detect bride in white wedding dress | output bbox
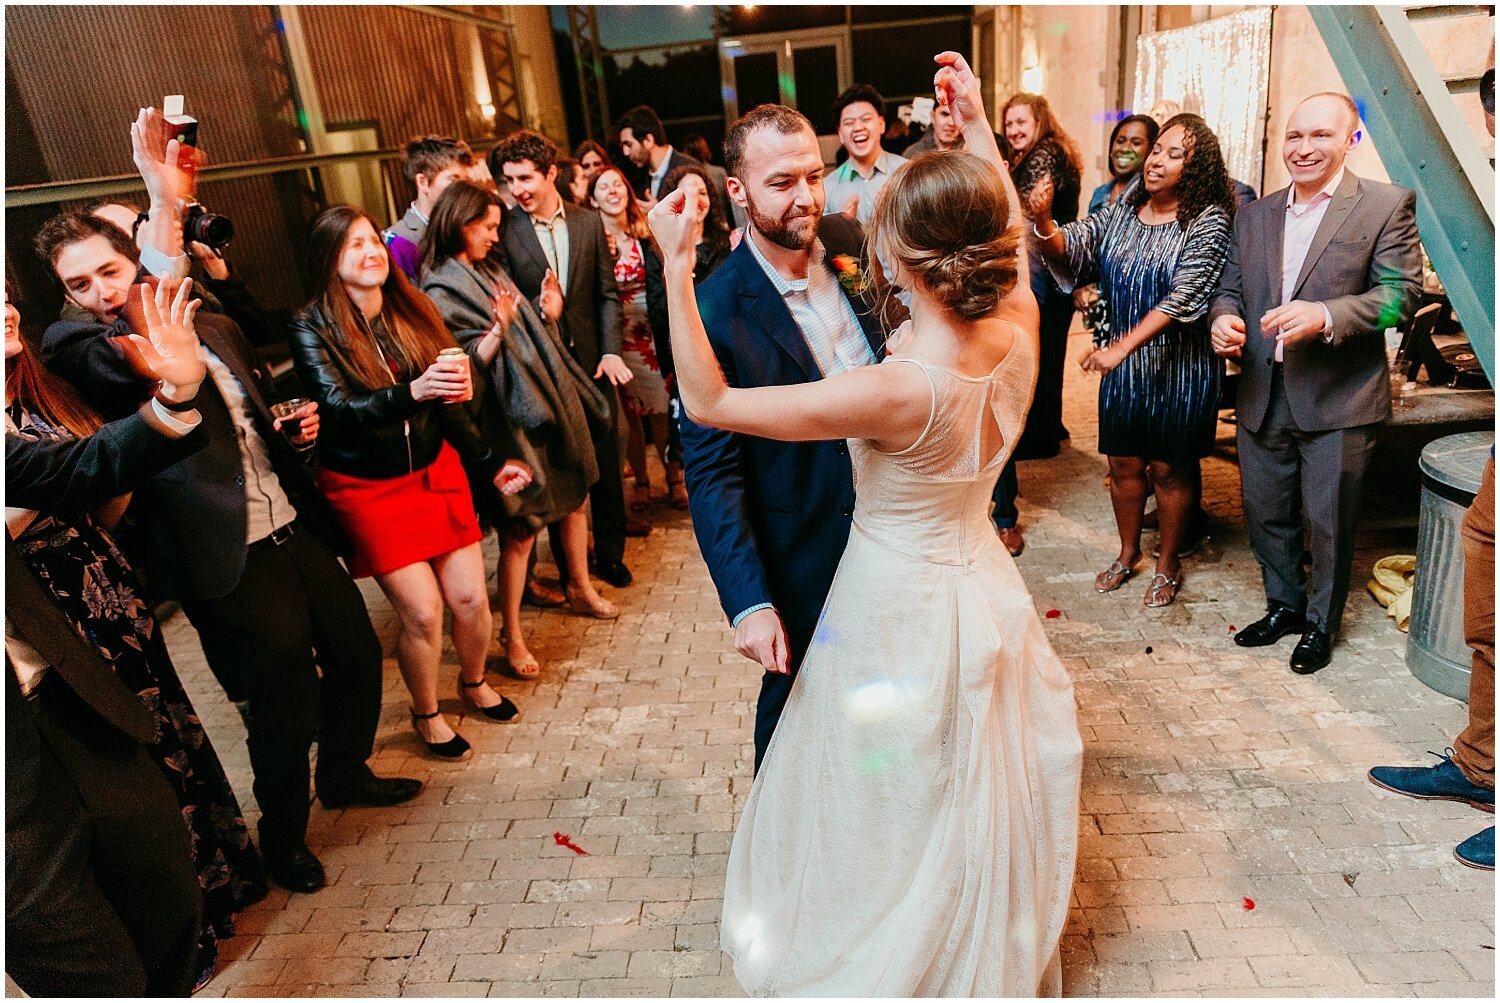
[648,52,1082,998]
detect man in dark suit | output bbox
[616,104,707,210]
[7,351,207,996]
[679,104,905,772]
[36,200,420,894]
[1210,92,1421,673]
[491,129,636,588]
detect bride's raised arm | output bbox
[934,51,1038,333]
[646,190,930,448]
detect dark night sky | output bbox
[549,4,717,51]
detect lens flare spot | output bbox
[737,914,763,947]
[860,749,894,775]
[846,679,898,723]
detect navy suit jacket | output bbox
[679,214,900,665]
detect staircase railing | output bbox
[1309,5,1495,382]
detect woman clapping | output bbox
[419,180,617,679]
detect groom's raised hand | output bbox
[736,607,790,676]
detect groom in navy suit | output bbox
[680,104,905,772]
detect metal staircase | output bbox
[1309,5,1495,382]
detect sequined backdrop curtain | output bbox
[1133,7,1274,191]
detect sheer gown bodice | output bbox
[720,325,1084,997]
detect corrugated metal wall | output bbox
[5,5,302,179]
[5,5,520,320]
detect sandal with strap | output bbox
[669,477,689,510]
[495,635,541,681]
[1095,559,1136,593]
[1143,572,1180,608]
[567,585,619,620]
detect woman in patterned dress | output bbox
[589,165,685,513]
[1027,113,1234,607]
[4,283,266,990]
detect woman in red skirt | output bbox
[289,207,532,759]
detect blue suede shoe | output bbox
[1455,826,1495,870]
[1368,750,1495,813]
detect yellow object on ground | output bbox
[1368,555,1417,631]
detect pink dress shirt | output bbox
[1276,167,1343,361]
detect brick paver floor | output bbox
[180,330,1494,997]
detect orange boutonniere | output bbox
[830,253,869,295]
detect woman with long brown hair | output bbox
[589,165,684,512]
[288,207,533,759]
[6,277,267,989]
[992,92,1085,557]
[419,180,617,679]
[573,139,610,178]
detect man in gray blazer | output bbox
[1211,92,1422,674]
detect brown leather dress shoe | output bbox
[997,526,1025,556]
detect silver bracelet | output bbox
[1032,220,1059,240]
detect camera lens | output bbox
[184,206,234,249]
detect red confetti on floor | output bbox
[553,832,589,855]
[1229,625,1236,632]
[1242,896,1255,910]
[1045,609,1061,619]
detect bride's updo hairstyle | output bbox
[871,150,1021,321]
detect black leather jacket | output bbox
[287,301,502,480]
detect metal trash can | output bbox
[1406,430,1495,701]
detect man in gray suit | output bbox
[1211,92,1422,674]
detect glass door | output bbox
[720,28,851,156]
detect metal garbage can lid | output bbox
[1419,430,1495,503]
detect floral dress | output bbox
[6,405,267,986]
[613,236,669,416]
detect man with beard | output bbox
[678,104,905,771]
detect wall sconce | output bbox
[1021,65,1043,93]
[480,102,496,120]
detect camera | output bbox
[183,202,233,249]
[162,95,233,250]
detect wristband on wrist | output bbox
[153,383,199,412]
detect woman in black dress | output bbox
[5,280,266,990]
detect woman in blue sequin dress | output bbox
[1028,113,1234,607]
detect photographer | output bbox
[36,106,423,896]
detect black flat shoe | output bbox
[1233,606,1307,647]
[319,775,424,810]
[264,843,325,894]
[410,710,472,760]
[1290,627,1333,674]
[460,679,522,721]
[592,559,634,588]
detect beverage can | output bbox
[438,348,472,403]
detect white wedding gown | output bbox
[720,334,1083,997]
